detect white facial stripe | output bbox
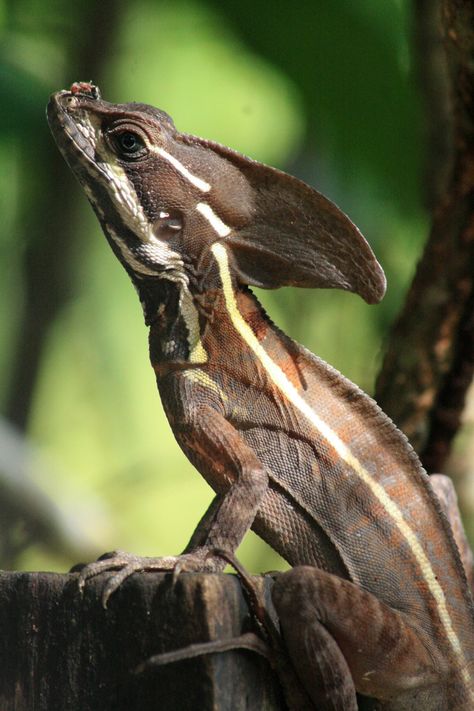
[107,225,182,277]
[107,227,155,276]
[150,146,211,192]
[196,203,231,237]
[72,113,155,245]
[211,241,473,693]
[100,160,155,243]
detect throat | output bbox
[143,279,208,368]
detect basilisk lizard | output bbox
[47,83,474,709]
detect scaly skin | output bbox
[47,84,474,709]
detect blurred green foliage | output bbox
[0,0,432,571]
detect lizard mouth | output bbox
[47,91,103,176]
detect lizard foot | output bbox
[75,548,220,607]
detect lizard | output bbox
[47,82,474,709]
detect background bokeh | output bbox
[2,0,465,573]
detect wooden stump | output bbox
[0,570,284,711]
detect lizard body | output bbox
[47,84,474,709]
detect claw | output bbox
[171,557,188,585]
[101,566,135,608]
[76,550,129,595]
[75,551,179,606]
[170,549,217,585]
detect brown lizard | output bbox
[47,83,474,709]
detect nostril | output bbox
[64,95,78,109]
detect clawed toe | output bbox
[74,548,224,607]
[75,551,179,607]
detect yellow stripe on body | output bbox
[183,369,227,399]
[211,241,473,695]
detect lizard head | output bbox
[47,83,386,306]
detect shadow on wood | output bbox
[0,570,284,711]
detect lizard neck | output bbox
[201,284,305,390]
[145,272,302,389]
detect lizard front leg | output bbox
[272,567,447,711]
[78,404,268,602]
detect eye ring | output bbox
[106,126,149,160]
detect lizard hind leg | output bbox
[272,566,446,710]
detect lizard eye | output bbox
[109,129,148,159]
[116,131,143,153]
